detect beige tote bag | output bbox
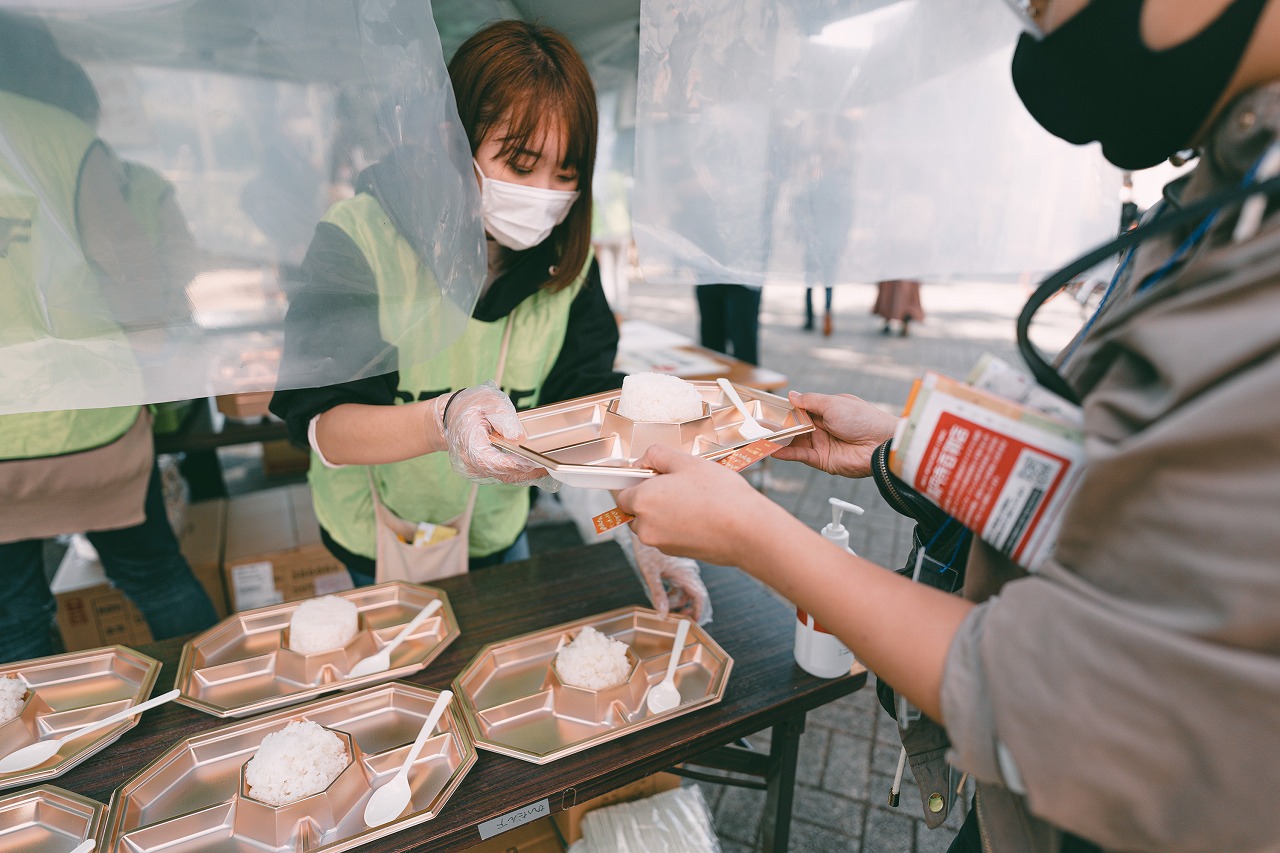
[370,317,513,583]
[0,409,153,544]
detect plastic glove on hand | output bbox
[634,536,712,625]
[437,381,559,490]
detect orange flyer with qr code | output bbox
[890,371,1085,570]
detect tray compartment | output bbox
[275,615,380,686]
[235,726,369,849]
[0,784,103,851]
[546,646,648,726]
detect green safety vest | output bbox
[0,92,139,460]
[309,194,587,558]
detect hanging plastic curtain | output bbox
[0,0,483,416]
[632,0,1120,287]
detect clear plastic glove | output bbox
[614,525,711,624]
[433,381,560,491]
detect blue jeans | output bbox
[0,463,219,663]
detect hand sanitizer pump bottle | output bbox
[793,498,863,678]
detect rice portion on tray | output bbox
[244,720,349,806]
[0,676,26,725]
[617,373,703,423]
[555,626,631,689]
[288,595,359,654]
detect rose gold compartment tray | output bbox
[0,784,103,852]
[0,646,161,791]
[175,582,459,718]
[491,381,812,489]
[455,606,732,764]
[101,683,475,853]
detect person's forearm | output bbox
[729,507,972,722]
[314,401,445,465]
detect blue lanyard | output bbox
[920,518,969,584]
[1061,154,1268,369]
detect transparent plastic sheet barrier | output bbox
[0,0,483,415]
[633,0,1121,287]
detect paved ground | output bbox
[530,277,1082,852]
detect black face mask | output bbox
[1011,0,1268,170]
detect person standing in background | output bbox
[696,283,762,364]
[872,277,925,336]
[796,131,855,337]
[0,11,217,662]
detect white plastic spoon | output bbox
[716,378,772,441]
[645,619,690,715]
[69,840,95,853]
[363,690,453,828]
[347,599,443,680]
[0,689,181,774]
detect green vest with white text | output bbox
[0,92,139,461]
[309,194,587,559]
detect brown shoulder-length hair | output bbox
[449,20,597,292]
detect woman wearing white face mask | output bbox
[268,21,710,621]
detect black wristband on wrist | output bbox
[441,391,461,431]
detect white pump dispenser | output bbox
[820,498,865,554]
[794,497,865,679]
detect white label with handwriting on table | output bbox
[477,798,550,839]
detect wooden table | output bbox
[53,541,865,851]
[615,319,789,392]
[667,344,788,392]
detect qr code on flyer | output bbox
[1015,453,1056,490]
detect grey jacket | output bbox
[913,83,1280,852]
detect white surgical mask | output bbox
[474,160,579,251]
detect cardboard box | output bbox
[52,540,153,651]
[551,772,682,845]
[52,503,231,651]
[465,817,564,853]
[261,439,311,477]
[223,485,352,611]
[215,391,273,421]
[177,499,229,618]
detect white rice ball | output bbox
[0,677,27,725]
[617,373,704,423]
[244,720,349,806]
[555,626,632,689]
[288,595,359,654]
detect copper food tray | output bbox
[174,582,459,718]
[491,381,812,489]
[0,646,161,791]
[0,784,103,852]
[100,683,475,853]
[455,606,733,764]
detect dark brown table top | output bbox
[52,540,865,851]
[672,345,789,392]
[152,398,289,455]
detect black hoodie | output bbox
[270,150,624,446]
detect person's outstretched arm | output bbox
[616,444,971,722]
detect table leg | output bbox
[761,713,805,852]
